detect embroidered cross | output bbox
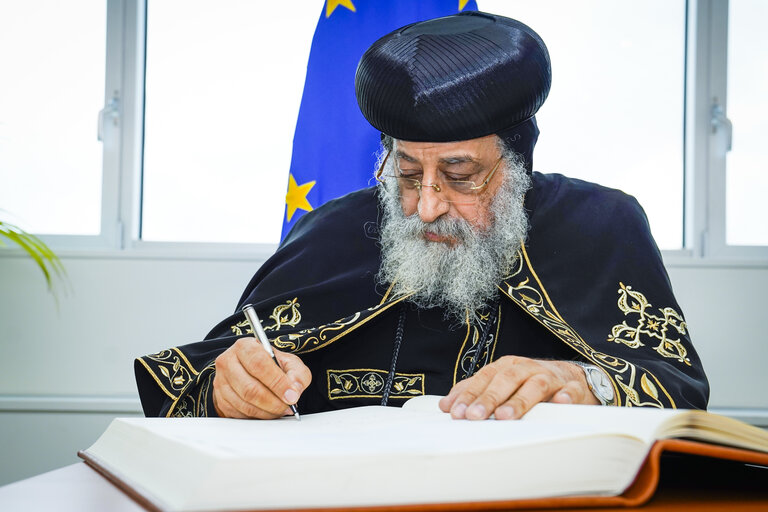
[608,283,691,366]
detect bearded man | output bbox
[135,12,709,420]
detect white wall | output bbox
[0,252,766,485]
[0,252,260,485]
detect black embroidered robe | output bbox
[135,173,709,417]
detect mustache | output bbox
[397,211,479,242]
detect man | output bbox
[135,12,709,420]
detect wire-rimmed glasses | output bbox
[375,150,502,205]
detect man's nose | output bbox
[417,184,450,223]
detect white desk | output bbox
[0,463,143,512]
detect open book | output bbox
[79,396,768,512]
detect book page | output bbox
[400,393,445,412]
[119,403,625,462]
[522,402,683,444]
[403,394,680,445]
[672,411,768,451]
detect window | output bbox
[141,1,318,244]
[0,1,106,236]
[2,0,764,262]
[725,0,768,246]
[482,0,686,250]
[691,0,768,259]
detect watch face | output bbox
[591,369,615,401]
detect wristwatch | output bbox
[571,361,617,406]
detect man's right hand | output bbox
[212,337,312,419]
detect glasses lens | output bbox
[381,175,479,204]
[396,177,420,190]
[380,176,419,200]
[439,180,476,204]
[444,180,476,195]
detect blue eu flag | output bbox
[281,0,478,240]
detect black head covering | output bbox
[355,11,551,172]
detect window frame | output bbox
[15,0,767,266]
[682,0,768,262]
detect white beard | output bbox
[376,149,531,323]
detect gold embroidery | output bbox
[272,294,411,354]
[327,369,424,399]
[489,309,501,364]
[197,374,211,416]
[169,397,193,418]
[167,363,215,418]
[499,244,676,409]
[140,348,200,401]
[608,283,691,366]
[453,305,502,383]
[265,298,301,331]
[231,298,303,335]
[173,347,199,375]
[379,281,397,305]
[136,358,178,401]
[453,317,473,386]
[231,319,250,336]
[641,372,659,400]
[231,293,411,355]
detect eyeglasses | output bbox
[375,150,502,205]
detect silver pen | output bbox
[241,304,301,420]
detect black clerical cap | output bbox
[355,11,551,172]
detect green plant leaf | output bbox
[0,219,68,302]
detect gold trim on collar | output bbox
[453,305,501,385]
[379,281,397,305]
[452,315,473,386]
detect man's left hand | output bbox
[438,356,599,420]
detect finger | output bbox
[217,369,289,419]
[496,373,558,420]
[213,371,283,419]
[551,380,597,405]
[465,365,531,420]
[216,340,292,416]
[447,366,503,420]
[212,375,239,418]
[438,395,454,413]
[236,339,300,406]
[439,379,471,413]
[213,351,251,418]
[213,394,246,419]
[212,378,231,417]
[274,350,312,400]
[231,358,292,416]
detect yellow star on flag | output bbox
[459,0,471,10]
[285,173,316,222]
[326,0,356,18]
